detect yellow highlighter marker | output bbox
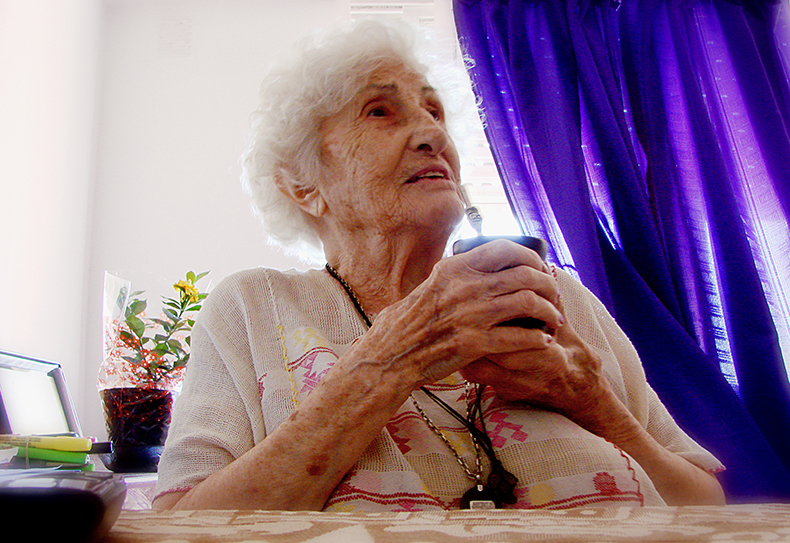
[0,434,93,452]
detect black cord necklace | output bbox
[324,263,518,508]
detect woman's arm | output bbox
[592,394,726,506]
[155,343,414,511]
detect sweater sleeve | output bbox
[154,272,264,500]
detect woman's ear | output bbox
[274,171,327,218]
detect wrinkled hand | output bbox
[460,291,619,436]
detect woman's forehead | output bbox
[358,62,435,97]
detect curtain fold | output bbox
[454,0,790,500]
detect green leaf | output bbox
[187,271,196,283]
[195,271,210,282]
[130,290,145,297]
[162,308,178,321]
[128,299,147,316]
[187,319,195,327]
[185,304,202,312]
[185,336,191,347]
[126,315,146,338]
[170,322,189,333]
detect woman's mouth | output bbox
[407,167,450,183]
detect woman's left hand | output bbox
[460,293,623,439]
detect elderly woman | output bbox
[153,20,724,511]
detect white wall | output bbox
[82,0,358,438]
[0,0,466,440]
[0,0,101,428]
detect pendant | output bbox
[488,465,518,505]
[460,484,499,510]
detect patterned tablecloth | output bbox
[104,504,790,542]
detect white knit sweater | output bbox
[155,266,723,510]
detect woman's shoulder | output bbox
[553,265,617,331]
[209,266,327,297]
[203,265,363,350]
[196,266,327,318]
[553,265,592,297]
[552,265,600,318]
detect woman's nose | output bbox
[408,112,448,156]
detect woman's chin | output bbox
[415,201,465,233]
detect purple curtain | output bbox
[454,0,790,501]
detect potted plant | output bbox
[98,271,209,472]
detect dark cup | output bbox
[452,235,549,329]
[452,235,547,261]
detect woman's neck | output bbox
[322,227,450,316]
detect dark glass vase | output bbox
[100,387,173,473]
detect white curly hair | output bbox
[240,18,471,262]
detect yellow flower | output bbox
[174,280,200,303]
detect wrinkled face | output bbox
[315,61,465,237]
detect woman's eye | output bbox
[367,107,388,117]
[426,106,443,121]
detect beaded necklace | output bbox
[324,263,517,509]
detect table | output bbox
[103,504,790,542]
